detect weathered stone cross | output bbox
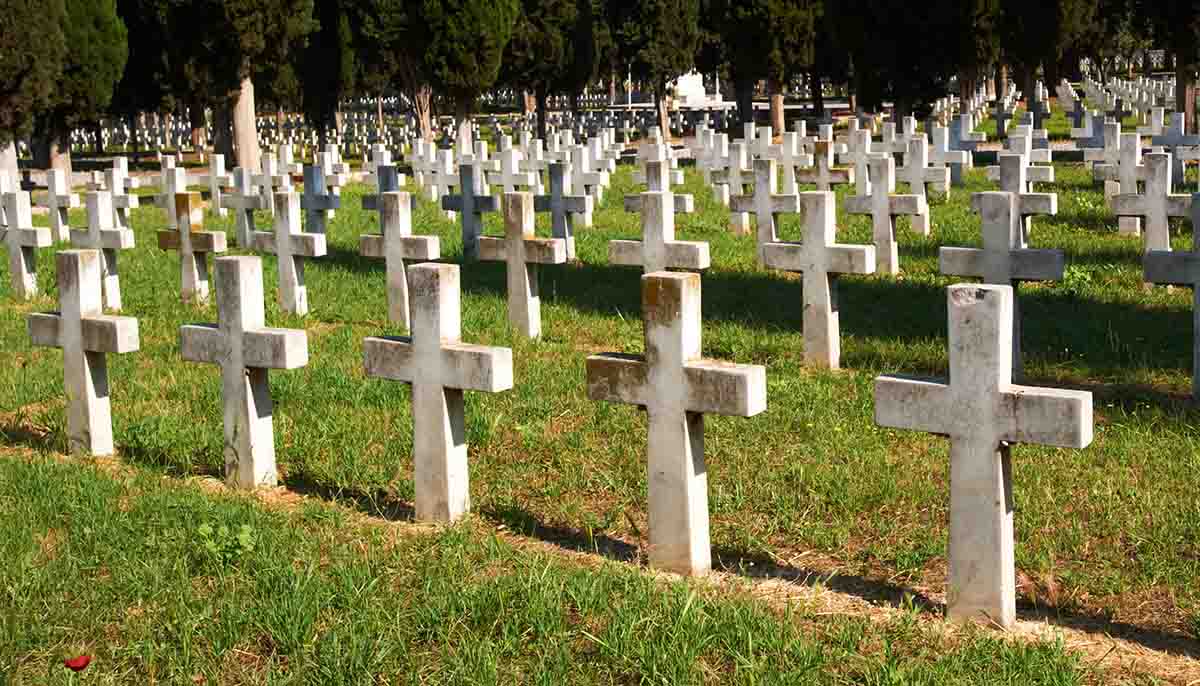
[586,271,767,575]
[362,262,513,521]
[940,191,1061,375]
[250,192,328,315]
[181,256,310,488]
[362,164,402,233]
[157,192,228,303]
[253,154,292,215]
[443,163,499,262]
[1112,152,1189,253]
[897,136,949,234]
[69,191,135,310]
[300,163,341,234]
[767,131,814,195]
[1151,113,1200,188]
[27,250,140,455]
[198,154,233,218]
[104,166,140,231]
[845,156,927,275]
[222,167,268,247]
[1143,196,1200,399]
[612,166,707,273]
[730,159,801,264]
[2,191,52,299]
[795,141,854,192]
[930,124,970,187]
[761,191,875,368]
[44,169,80,242]
[360,191,440,329]
[533,162,592,260]
[875,283,1092,628]
[479,192,567,338]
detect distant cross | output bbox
[586,271,767,575]
[730,159,801,264]
[362,263,513,521]
[930,125,970,187]
[27,250,140,455]
[198,154,233,217]
[712,142,752,234]
[845,129,876,196]
[1085,121,1122,192]
[1112,152,1189,252]
[2,191,52,299]
[180,256,310,488]
[760,191,875,368]
[362,164,402,232]
[1143,195,1200,399]
[534,162,592,260]
[767,132,813,195]
[897,136,949,234]
[845,156,927,275]
[796,141,854,192]
[494,147,538,193]
[360,191,440,329]
[569,145,608,227]
[613,163,706,273]
[479,192,567,338]
[155,163,189,229]
[250,192,327,315]
[993,100,1012,138]
[222,167,268,247]
[104,166,139,231]
[254,154,292,214]
[44,169,80,241]
[443,163,499,262]
[940,191,1061,375]
[157,192,228,303]
[875,283,1092,628]
[1151,113,1200,189]
[69,191,135,310]
[300,163,341,233]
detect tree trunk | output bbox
[735,76,754,127]
[189,103,206,153]
[32,117,72,176]
[655,81,671,139]
[810,69,825,118]
[768,77,785,135]
[1177,65,1196,134]
[232,75,260,172]
[0,140,18,181]
[523,90,536,118]
[994,63,1007,101]
[609,68,617,105]
[213,103,234,161]
[536,84,549,141]
[1018,63,1035,107]
[455,97,473,152]
[414,85,434,142]
[91,121,105,155]
[376,95,384,131]
[1045,60,1059,93]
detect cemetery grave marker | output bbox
[2,191,52,299]
[479,192,567,338]
[845,156,927,275]
[157,192,228,303]
[69,191,135,311]
[251,192,328,316]
[360,192,440,329]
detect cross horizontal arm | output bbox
[1144,251,1200,286]
[158,230,227,252]
[28,313,140,353]
[874,375,952,435]
[443,195,499,213]
[888,195,925,215]
[585,353,648,406]
[624,195,695,214]
[359,235,439,260]
[3,227,52,248]
[938,247,1065,281]
[252,232,327,258]
[998,386,1093,447]
[363,337,514,392]
[683,360,767,417]
[70,228,134,251]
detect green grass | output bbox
[0,452,1104,684]
[2,114,1198,681]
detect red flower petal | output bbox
[63,655,91,672]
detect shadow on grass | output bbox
[285,473,417,522]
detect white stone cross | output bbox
[479,192,567,338]
[27,250,140,455]
[300,163,341,233]
[104,166,139,231]
[155,164,189,229]
[69,191,135,310]
[0,170,11,229]
[1151,113,1200,188]
[711,142,751,234]
[930,125,970,186]
[254,154,292,215]
[730,159,801,264]
[157,192,228,303]
[222,167,268,247]
[181,256,309,488]
[44,169,80,242]
[586,271,767,575]
[443,163,499,262]
[360,191,440,329]
[795,141,854,192]
[761,191,875,368]
[633,140,685,187]
[1143,195,1200,398]
[612,169,707,273]
[2,191,52,299]
[362,262,513,521]
[362,164,402,231]
[534,162,592,260]
[875,283,1092,628]
[198,154,233,218]
[940,191,1061,375]
[569,145,608,227]
[844,156,927,275]
[767,132,813,195]
[1112,152,1189,252]
[897,136,949,234]
[844,129,876,196]
[251,192,327,315]
[493,147,538,193]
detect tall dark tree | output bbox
[33,0,127,174]
[301,0,359,146]
[608,0,702,135]
[999,0,1097,100]
[1140,0,1200,131]
[503,0,598,139]
[0,0,68,176]
[412,0,521,149]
